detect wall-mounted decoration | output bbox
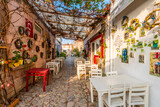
[35,22,42,34]
[14,39,23,49]
[18,26,24,35]
[129,18,140,31]
[121,48,128,63]
[139,55,144,63]
[26,18,33,38]
[40,52,43,58]
[34,33,38,41]
[151,40,159,50]
[36,46,40,52]
[42,42,44,48]
[124,32,129,42]
[130,52,134,58]
[139,27,145,37]
[27,39,33,49]
[143,12,156,30]
[137,41,143,48]
[150,52,160,77]
[131,37,135,44]
[32,55,38,62]
[121,16,129,28]
[22,50,29,59]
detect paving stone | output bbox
[16,57,96,107]
[67,101,75,107]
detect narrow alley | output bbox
[16,57,96,107]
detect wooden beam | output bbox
[47,20,92,27]
[51,29,87,33]
[38,9,96,20]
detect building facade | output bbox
[105,0,160,106]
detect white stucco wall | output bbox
[110,0,160,107]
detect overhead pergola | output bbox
[27,0,109,40]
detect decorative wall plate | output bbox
[32,55,38,62]
[18,26,25,35]
[14,39,23,49]
[36,46,40,52]
[121,16,129,28]
[42,42,44,48]
[27,39,33,48]
[34,33,38,40]
[40,52,43,58]
[22,50,29,59]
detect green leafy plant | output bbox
[141,49,144,52]
[144,43,147,47]
[12,51,22,62]
[58,52,67,59]
[154,35,158,39]
[134,49,137,51]
[130,48,133,51]
[148,44,151,47]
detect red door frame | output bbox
[90,34,104,64]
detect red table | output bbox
[26,68,49,92]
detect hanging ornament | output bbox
[27,39,33,48]
[14,39,23,49]
[36,46,40,52]
[18,26,25,35]
[40,52,43,58]
[34,33,38,41]
[32,55,38,62]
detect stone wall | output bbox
[3,0,55,99]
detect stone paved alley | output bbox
[16,57,97,107]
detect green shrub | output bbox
[58,52,67,59]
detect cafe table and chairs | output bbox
[127,83,149,107]
[77,64,86,80]
[89,74,149,107]
[89,64,98,78]
[46,62,56,75]
[26,68,50,92]
[102,84,126,107]
[51,60,61,75]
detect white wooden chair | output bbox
[106,71,118,77]
[91,69,102,78]
[76,61,83,67]
[46,62,56,75]
[89,64,98,78]
[103,84,126,107]
[127,83,149,107]
[85,61,90,65]
[77,64,86,80]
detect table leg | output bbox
[26,74,29,92]
[90,82,94,103]
[43,75,46,92]
[47,71,49,85]
[98,92,103,107]
[33,73,35,85]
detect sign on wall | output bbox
[26,18,33,38]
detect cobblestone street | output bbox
[16,57,97,107]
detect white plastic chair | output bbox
[127,83,149,107]
[89,64,98,78]
[46,62,56,75]
[103,84,126,107]
[77,64,86,80]
[106,71,118,77]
